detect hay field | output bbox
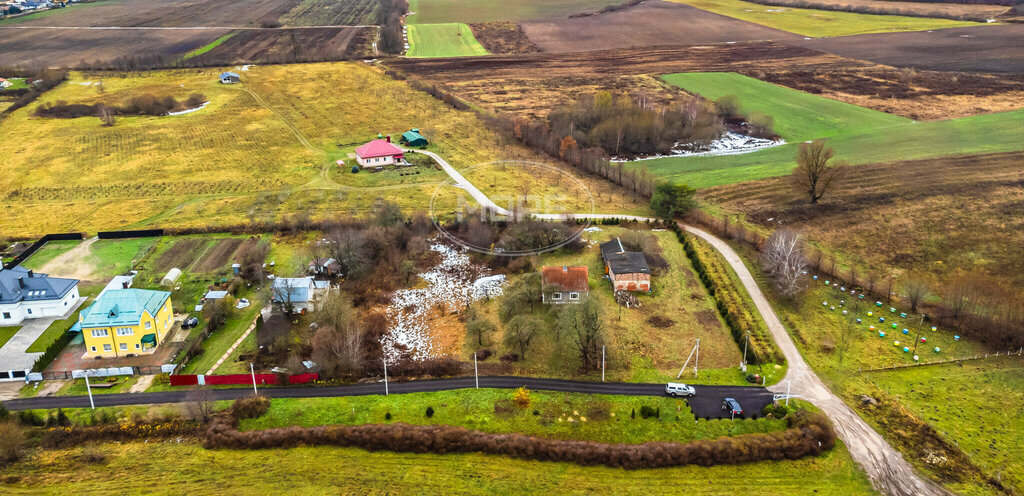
[0,62,644,236]
[667,0,982,36]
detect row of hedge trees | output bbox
[672,224,784,365]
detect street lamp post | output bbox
[250,362,258,397]
[742,331,750,366]
[785,379,792,406]
[84,372,95,410]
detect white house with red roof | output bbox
[355,138,405,168]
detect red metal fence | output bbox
[169,373,318,386]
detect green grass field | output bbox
[0,439,875,494]
[662,73,908,141]
[636,74,1024,188]
[24,300,88,353]
[18,240,81,270]
[0,325,20,349]
[406,23,490,57]
[1,77,29,90]
[180,32,237,60]
[406,0,626,23]
[56,375,140,396]
[866,356,1024,495]
[668,0,981,37]
[242,390,787,443]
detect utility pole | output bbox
[694,338,700,378]
[250,362,258,396]
[602,345,606,382]
[785,379,792,406]
[474,352,479,389]
[383,358,389,396]
[912,314,926,356]
[742,331,750,366]
[84,372,95,410]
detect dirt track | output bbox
[799,24,1024,74]
[522,1,800,52]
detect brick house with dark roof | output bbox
[599,237,651,292]
[541,265,589,304]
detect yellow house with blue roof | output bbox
[78,289,174,358]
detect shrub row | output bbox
[205,410,835,469]
[672,225,783,365]
[31,330,75,373]
[41,420,201,449]
[229,396,271,420]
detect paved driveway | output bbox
[0,297,84,371]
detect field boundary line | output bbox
[860,348,1023,373]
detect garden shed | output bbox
[400,128,428,147]
[161,268,182,286]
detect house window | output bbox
[2,312,10,319]
[135,344,140,349]
[569,292,579,300]
[27,308,32,314]
[552,292,562,300]
[117,327,133,336]
[91,346,96,352]
[92,329,109,338]
[103,344,112,351]
[120,343,128,351]
[145,321,152,330]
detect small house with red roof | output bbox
[541,265,589,304]
[355,137,405,168]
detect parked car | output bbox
[722,397,743,416]
[665,382,696,397]
[181,317,199,330]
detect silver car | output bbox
[665,382,696,397]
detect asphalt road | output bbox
[2,376,771,419]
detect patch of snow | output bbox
[237,64,252,71]
[617,132,784,161]
[166,101,209,116]
[583,226,603,233]
[381,243,506,361]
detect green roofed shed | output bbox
[400,128,428,147]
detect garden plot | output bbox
[381,243,505,361]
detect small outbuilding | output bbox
[161,268,182,286]
[219,72,241,84]
[400,128,428,147]
[541,265,589,304]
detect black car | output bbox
[722,397,743,416]
[181,317,199,330]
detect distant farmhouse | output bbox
[0,78,10,89]
[308,257,340,277]
[0,265,80,325]
[219,72,241,84]
[600,238,651,292]
[355,137,405,168]
[78,288,174,358]
[541,265,589,304]
[399,128,428,147]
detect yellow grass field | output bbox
[0,63,645,236]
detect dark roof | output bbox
[600,237,650,275]
[541,266,589,292]
[0,265,78,304]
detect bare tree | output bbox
[465,318,496,347]
[185,387,214,423]
[903,277,931,313]
[504,315,541,359]
[558,299,604,370]
[791,139,846,204]
[328,227,371,279]
[97,104,115,127]
[760,229,808,297]
[314,293,364,376]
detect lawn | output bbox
[668,0,981,37]
[0,63,641,236]
[635,108,1024,189]
[406,0,626,24]
[406,23,490,57]
[55,375,140,396]
[18,240,80,270]
[181,290,264,375]
[0,439,875,494]
[24,299,88,353]
[241,390,787,443]
[662,72,908,141]
[865,356,1024,495]
[87,238,157,276]
[1,77,29,90]
[0,326,20,349]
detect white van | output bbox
[665,383,696,397]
